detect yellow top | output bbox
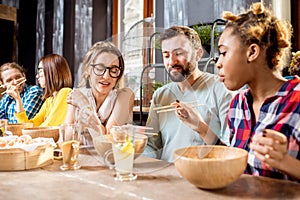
[15,88,71,127]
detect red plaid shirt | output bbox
[228,76,300,181]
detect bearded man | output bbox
[143,26,234,162]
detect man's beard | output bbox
[167,63,196,82]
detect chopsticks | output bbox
[1,77,26,95]
[153,104,176,111]
[135,130,158,136]
[113,125,154,130]
[156,103,204,113]
[131,125,158,136]
[154,100,204,113]
[112,125,157,136]
[153,100,200,111]
[130,125,153,130]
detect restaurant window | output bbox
[113,0,155,107]
[73,0,93,86]
[164,0,188,28]
[35,0,65,68]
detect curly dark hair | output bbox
[222,2,292,70]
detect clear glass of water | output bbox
[106,126,137,181]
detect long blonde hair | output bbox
[78,41,125,88]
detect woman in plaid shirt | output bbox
[176,2,300,181]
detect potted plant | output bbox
[193,24,222,54]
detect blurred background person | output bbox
[0,62,43,123]
[288,50,300,76]
[8,54,73,126]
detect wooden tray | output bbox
[0,144,54,171]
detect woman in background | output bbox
[65,41,134,137]
[9,54,73,126]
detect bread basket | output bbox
[22,127,59,142]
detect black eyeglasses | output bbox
[90,64,122,78]
[36,67,44,77]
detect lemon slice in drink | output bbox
[118,141,134,160]
[121,141,134,153]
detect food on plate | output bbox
[0,138,6,147]
[0,135,50,149]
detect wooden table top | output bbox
[0,148,299,200]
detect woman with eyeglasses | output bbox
[9,54,73,126]
[65,41,134,137]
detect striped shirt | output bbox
[0,84,44,123]
[228,76,300,181]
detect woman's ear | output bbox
[247,43,260,63]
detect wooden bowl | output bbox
[173,145,248,189]
[22,127,59,142]
[93,133,148,161]
[6,123,34,136]
[0,144,54,171]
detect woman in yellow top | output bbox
[9,54,73,126]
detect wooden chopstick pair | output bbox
[156,103,204,113]
[113,124,154,130]
[130,125,154,130]
[153,100,200,111]
[1,77,26,95]
[112,125,157,136]
[154,100,204,113]
[135,130,158,136]
[130,125,158,136]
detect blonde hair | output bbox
[78,41,124,88]
[222,2,292,70]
